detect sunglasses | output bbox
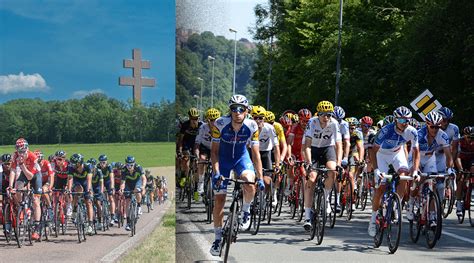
[230,106,246,114]
[253,116,264,120]
[362,124,371,128]
[317,112,332,117]
[100,161,107,165]
[396,118,409,124]
[349,126,357,130]
[126,163,134,168]
[429,125,441,129]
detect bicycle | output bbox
[200,160,214,224]
[275,165,287,217]
[186,155,198,209]
[338,164,358,221]
[115,192,126,228]
[441,173,456,218]
[356,170,374,211]
[52,189,68,236]
[288,160,305,222]
[327,167,341,229]
[409,173,443,248]
[261,168,274,225]
[218,177,255,263]
[39,190,54,241]
[373,173,413,254]
[249,186,264,235]
[456,171,473,226]
[71,191,87,243]
[14,188,34,248]
[100,192,111,231]
[2,190,20,245]
[124,190,139,237]
[144,188,154,213]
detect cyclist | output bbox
[162,176,168,200]
[279,114,293,138]
[113,161,123,224]
[333,106,351,169]
[177,108,203,194]
[155,174,163,203]
[406,111,454,226]
[360,116,377,194]
[88,158,104,231]
[194,108,221,201]
[52,150,72,215]
[455,126,474,214]
[346,117,364,211]
[209,95,264,256]
[263,109,283,203]
[67,153,94,235]
[35,150,55,223]
[119,155,146,231]
[367,106,420,237]
[9,138,43,241]
[145,169,155,209]
[1,154,14,234]
[265,110,287,165]
[303,101,343,231]
[252,106,280,206]
[97,154,116,225]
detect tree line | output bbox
[251,0,473,128]
[0,93,176,145]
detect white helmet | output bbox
[425,111,443,126]
[228,94,249,108]
[393,106,412,118]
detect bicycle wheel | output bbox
[373,208,384,248]
[442,178,454,218]
[297,180,305,222]
[186,170,193,210]
[345,180,353,221]
[328,183,337,229]
[223,200,237,263]
[3,203,12,243]
[251,190,264,235]
[339,181,345,218]
[409,199,421,243]
[206,177,214,224]
[361,186,368,211]
[16,205,28,248]
[312,190,326,245]
[469,184,474,227]
[277,173,287,217]
[54,201,60,237]
[387,193,402,254]
[426,191,442,248]
[458,190,466,224]
[289,179,298,219]
[129,201,137,237]
[76,204,84,243]
[266,180,273,225]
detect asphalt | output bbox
[0,167,174,263]
[176,184,474,263]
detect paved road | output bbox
[0,167,173,263]
[177,185,474,263]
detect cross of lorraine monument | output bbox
[119,48,156,104]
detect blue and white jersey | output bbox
[339,120,350,140]
[374,123,418,153]
[211,116,259,160]
[259,123,278,152]
[417,126,449,155]
[435,123,460,152]
[195,123,212,149]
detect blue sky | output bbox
[0,0,175,104]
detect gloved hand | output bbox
[212,172,222,191]
[412,170,421,182]
[447,167,456,175]
[341,157,348,167]
[303,162,312,171]
[256,178,265,191]
[374,168,382,179]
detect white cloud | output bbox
[0,72,50,94]
[72,89,104,99]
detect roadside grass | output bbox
[120,200,176,263]
[0,142,174,167]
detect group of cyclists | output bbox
[0,138,168,245]
[176,94,473,257]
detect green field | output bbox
[0,142,174,167]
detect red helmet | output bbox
[298,108,312,121]
[15,138,29,152]
[361,116,373,126]
[279,115,292,127]
[33,150,44,162]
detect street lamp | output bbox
[197,77,204,118]
[334,0,344,106]
[229,28,237,95]
[208,55,216,107]
[193,95,199,110]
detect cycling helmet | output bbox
[98,154,107,162]
[265,111,275,123]
[345,117,360,126]
[33,150,44,162]
[87,158,97,166]
[361,116,373,126]
[205,108,221,120]
[125,155,135,164]
[279,115,292,127]
[55,150,66,158]
[376,120,384,129]
[1,153,12,163]
[250,105,266,118]
[291,114,299,123]
[383,115,395,126]
[188,107,199,118]
[228,94,249,108]
[333,106,345,120]
[298,109,312,121]
[463,126,474,136]
[145,169,151,175]
[70,153,84,165]
[15,138,29,152]
[425,111,443,126]
[393,106,412,118]
[316,101,334,113]
[114,162,123,169]
[409,118,421,129]
[48,155,54,162]
[438,106,453,120]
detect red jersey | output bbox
[53,160,69,179]
[39,160,54,183]
[289,123,306,160]
[113,169,122,185]
[459,137,474,162]
[11,151,38,175]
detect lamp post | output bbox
[208,56,215,107]
[229,28,237,95]
[193,94,199,111]
[197,77,204,118]
[334,0,344,106]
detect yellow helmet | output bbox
[205,108,221,120]
[291,113,299,123]
[316,101,334,113]
[251,105,266,118]
[265,111,275,123]
[188,107,199,118]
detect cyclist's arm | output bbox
[8,169,15,188]
[304,137,312,164]
[371,144,380,170]
[110,172,115,190]
[411,146,420,173]
[443,146,454,169]
[336,141,343,166]
[141,174,146,191]
[177,134,184,153]
[87,173,93,192]
[356,140,364,163]
[343,138,350,163]
[250,144,263,180]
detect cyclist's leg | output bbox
[105,178,115,221]
[303,147,321,226]
[211,163,231,247]
[392,149,410,198]
[369,151,391,234]
[30,172,43,239]
[235,153,256,214]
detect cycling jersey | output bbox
[362,128,377,149]
[39,160,54,183]
[11,151,39,175]
[212,116,259,160]
[68,163,93,179]
[349,129,364,153]
[417,126,449,155]
[459,137,474,169]
[97,164,113,179]
[273,122,286,144]
[195,123,212,149]
[179,120,203,150]
[374,123,419,153]
[259,123,278,152]
[304,117,342,148]
[53,160,69,179]
[339,119,350,141]
[289,123,306,159]
[91,168,103,185]
[122,165,144,181]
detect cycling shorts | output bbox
[311,146,337,165]
[124,178,143,198]
[214,151,255,195]
[199,144,211,157]
[73,177,91,200]
[376,148,409,184]
[17,172,42,194]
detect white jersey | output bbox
[195,123,212,149]
[304,117,342,148]
[363,128,377,149]
[259,123,278,152]
[374,123,419,154]
[339,120,350,140]
[436,123,460,151]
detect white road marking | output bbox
[442,230,474,244]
